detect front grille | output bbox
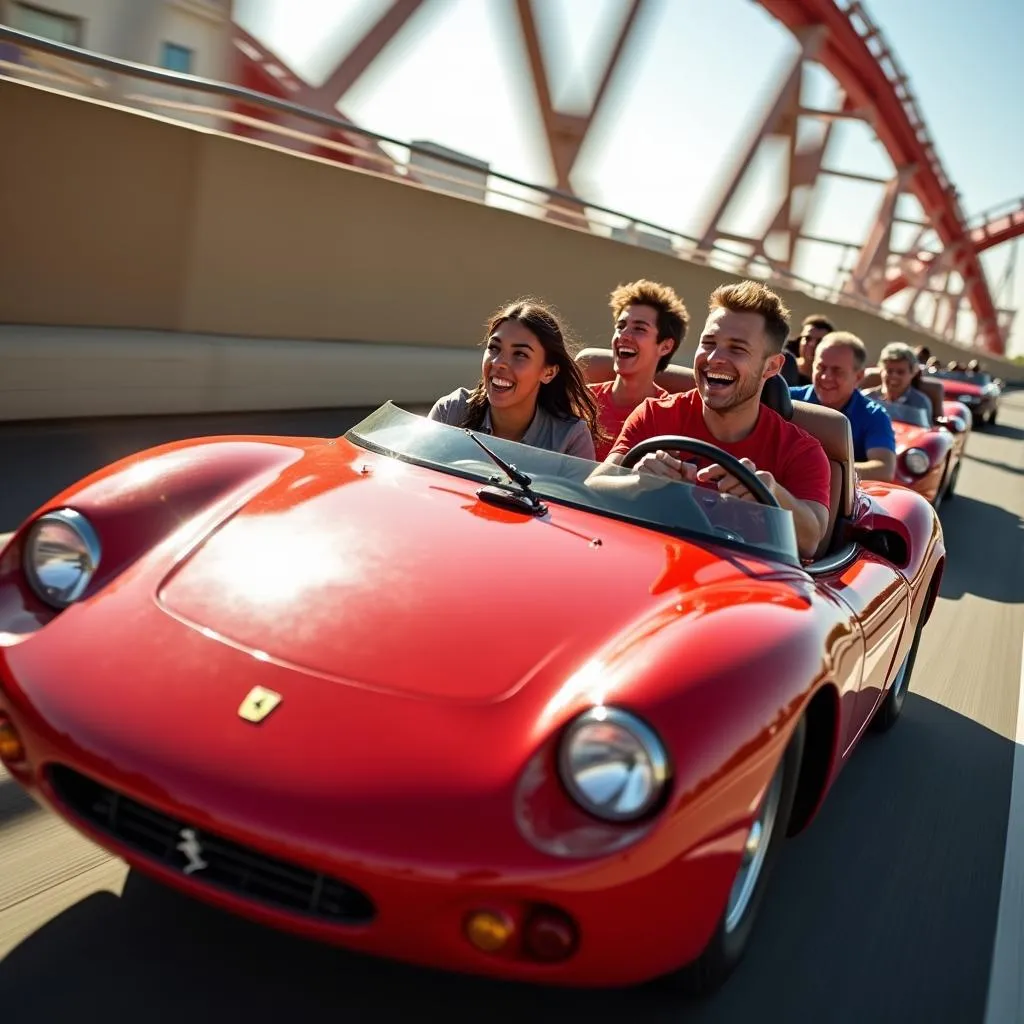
[48,765,376,925]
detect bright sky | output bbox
[234,0,1024,357]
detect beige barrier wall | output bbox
[0,326,478,421]
[1,76,1021,423]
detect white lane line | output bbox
[984,632,1024,1024]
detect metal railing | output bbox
[0,23,994,351]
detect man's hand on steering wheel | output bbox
[619,436,780,508]
[697,458,776,502]
[633,450,698,483]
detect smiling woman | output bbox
[427,299,601,460]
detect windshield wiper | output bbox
[464,429,548,516]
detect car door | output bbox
[816,549,911,754]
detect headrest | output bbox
[780,349,800,386]
[861,367,882,389]
[761,372,794,420]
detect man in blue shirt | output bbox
[790,331,896,482]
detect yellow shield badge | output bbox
[237,686,282,723]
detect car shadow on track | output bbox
[0,775,38,827]
[963,453,1023,477]
[0,695,1011,1024]
[937,494,1024,602]
[977,420,1024,442]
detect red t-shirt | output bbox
[589,380,668,461]
[609,389,832,510]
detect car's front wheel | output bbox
[665,715,806,996]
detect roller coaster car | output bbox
[928,367,1000,427]
[859,368,970,508]
[0,385,944,995]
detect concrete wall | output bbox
[1,75,1020,423]
[0,326,478,421]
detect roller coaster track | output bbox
[883,196,1024,299]
[232,0,1012,352]
[757,0,1007,353]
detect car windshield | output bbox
[935,369,990,386]
[877,401,931,428]
[346,403,801,565]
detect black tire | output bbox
[944,457,960,501]
[871,589,929,732]
[933,456,951,510]
[664,715,806,997]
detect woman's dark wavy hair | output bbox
[461,299,605,444]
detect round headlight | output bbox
[903,448,930,476]
[23,509,101,608]
[559,707,669,822]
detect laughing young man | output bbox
[602,280,832,561]
[584,280,690,459]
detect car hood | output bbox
[156,447,787,706]
[891,421,931,450]
[939,379,982,397]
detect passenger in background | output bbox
[428,299,600,460]
[863,343,933,416]
[575,280,689,460]
[785,314,834,385]
[790,331,896,482]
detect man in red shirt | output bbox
[585,280,690,460]
[604,280,832,561]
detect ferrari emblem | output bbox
[238,685,282,723]
[176,827,208,875]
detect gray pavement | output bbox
[1,393,1023,1023]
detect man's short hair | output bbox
[817,330,868,370]
[609,279,689,372]
[880,342,919,373]
[802,314,835,334]
[708,280,790,354]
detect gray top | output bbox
[864,385,933,416]
[427,387,596,461]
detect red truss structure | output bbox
[227,0,1017,354]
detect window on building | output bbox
[160,42,193,74]
[10,2,82,45]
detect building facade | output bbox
[1,0,235,126]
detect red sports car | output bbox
[929,367,1000,427]
[887,401,968,507]
[0,387,945,994]
[859,370,970,507]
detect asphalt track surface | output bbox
[1,393,1022,1023]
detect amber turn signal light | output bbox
[0,715,26,764]
[464,910,515,953]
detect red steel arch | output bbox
[757,0,1004,353]
[884,196,1024,298]
[225,0,1006,353]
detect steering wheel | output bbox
[619,435,781,509]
